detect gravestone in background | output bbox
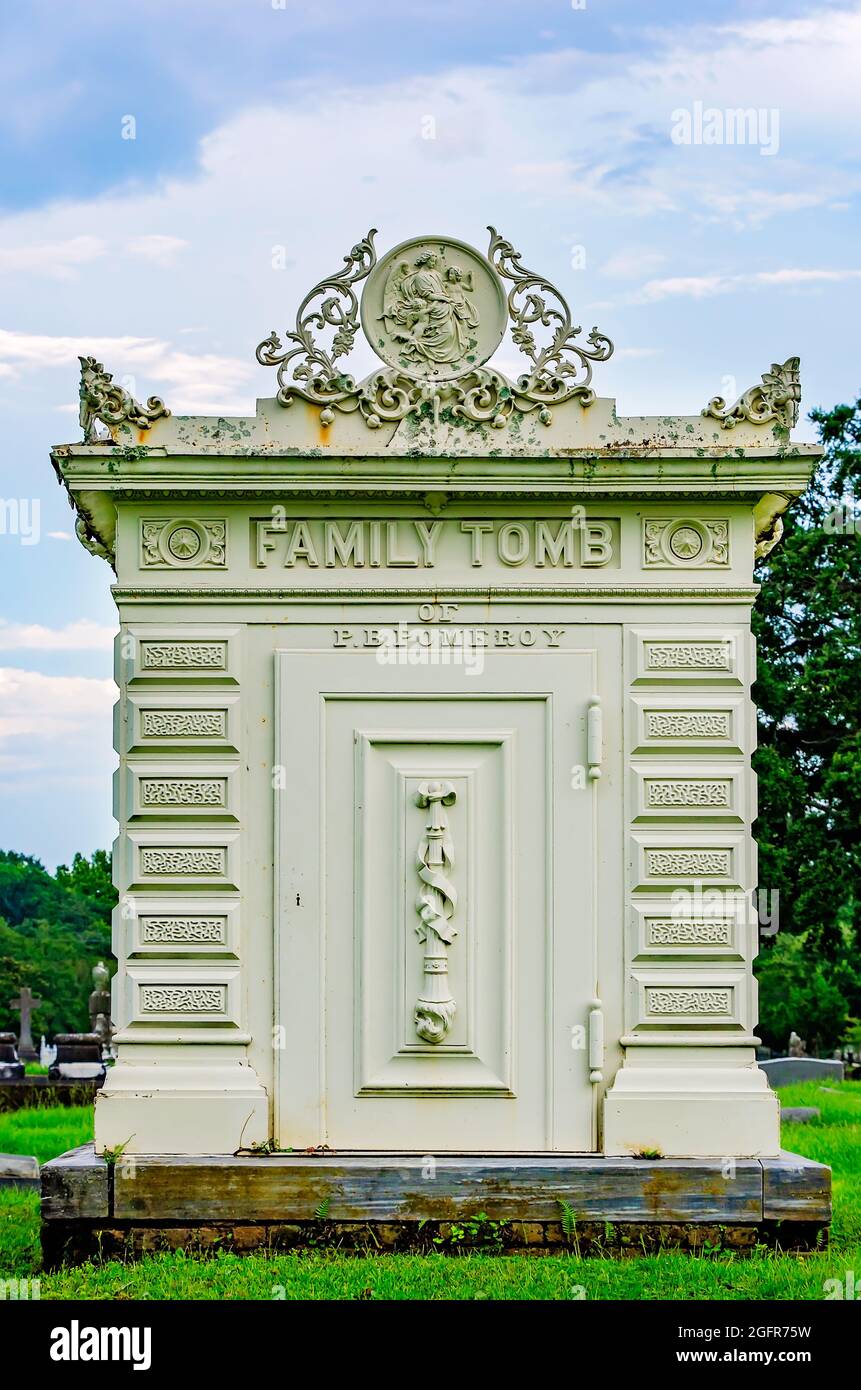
[0,1034,24,1082]
[8,986,41,1063]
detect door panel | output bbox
[275,642,618,1151]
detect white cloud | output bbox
[0,667,114,744]
[0,235,106,278]
[0,619,115,651]
[0,330,254,415]
[634,267,861,303]
[126,234,189,266]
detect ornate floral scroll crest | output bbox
[255,230,379,420]
[702,357,801,432]
[79,356,170,443]
[486,225,614,421]
[256,228,614,430]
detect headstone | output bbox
[761,1057,844,1088]
[788,1030,807,1058]
[8,986,42,1062]
[0,1153,39,1188]
[0,1032,24,1082]
[39,1035,57,1068]
[781,1107,820,1124]
[47,1034,106,1082]
[88,962,114,1057]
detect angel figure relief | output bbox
[379,251,480,372]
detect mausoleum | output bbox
[42,229,830,1258]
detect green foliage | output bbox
[557,1198,577,1240]
[756,932,853,1052]
[753,397,861,1048]
[0,849,114,1039]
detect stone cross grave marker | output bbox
[8,986,42,1062]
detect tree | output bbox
[753,397,861,1048]
[0,851,114,1039]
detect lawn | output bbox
[1,1082,859,1300]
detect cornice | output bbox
[112,583,760,603]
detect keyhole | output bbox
[296,894,301,907]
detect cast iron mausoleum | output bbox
[42,229,830,1257]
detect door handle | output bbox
[587,696,602,780]
[589,997,604,1084]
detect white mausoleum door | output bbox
[275,635,619,1152]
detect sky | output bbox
[0,0,860,868]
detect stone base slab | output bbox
[41,1146,830,1266]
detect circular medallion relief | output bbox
[160,521,207,565]
[166,525,203,561]
[667,523,705,561]
[361,236,507,382]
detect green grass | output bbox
[0,1105,93,1166]
[0,1084,859,1300]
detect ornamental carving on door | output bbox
[414,780,458,1043]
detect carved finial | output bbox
[78,355,170,444]
[702,357,801,432]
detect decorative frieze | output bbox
[139,846,226,876]
[643,519,730,569]
[139,985,227,1013]
[141,519,227,569]
[630,628,745,688]
[140,709,228,740]
[645,986,733,1016]
[645,848,732,877]
[645,641,732,672]
[140,640,228,671]
[139,915,228,946]
[645,918,734,947]
[140,777,227,808]
[644,778,732,809]
[645,710,731,740]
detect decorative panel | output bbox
[125,694,240,754]
[140,518,227,569]
[631,899,744,960]
[630,695,745,755]
[632,765,744,822]
[629,627,746,686]
[631,971,746,1030]
[126,896,239,957]
[352,725,517,1094]
[642,518,730,569]
[632,834,744,890]
[125,761,239,822]
[125,967,241,1027]
[128,832,240,890]
[123,625,241,684]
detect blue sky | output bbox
[1,0,860,867]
